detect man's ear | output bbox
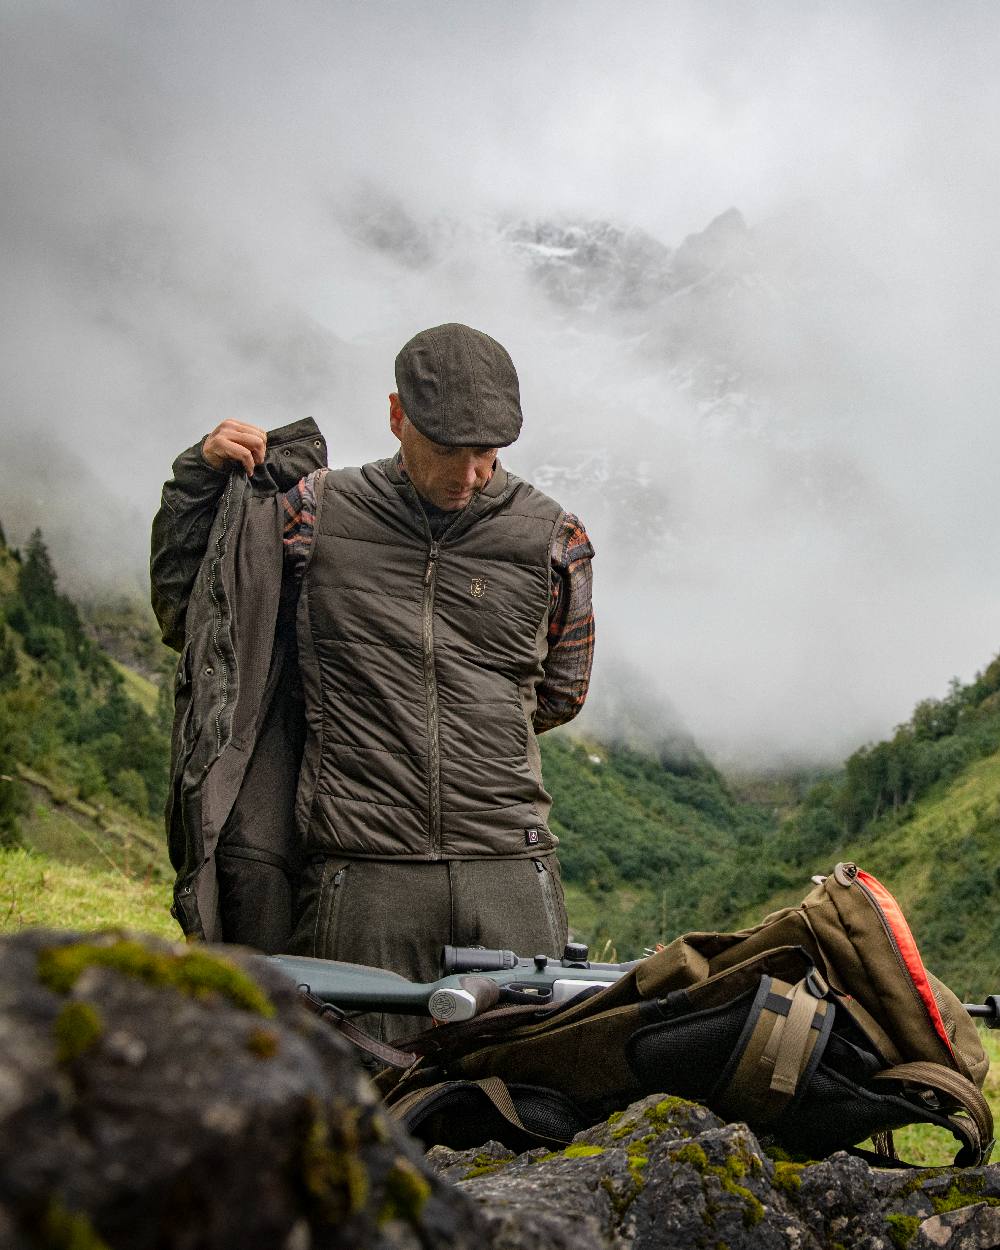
[389,392,406,440]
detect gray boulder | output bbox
[0,928,487,1249]
[427,1093,1000,1249]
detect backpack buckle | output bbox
[805,967,829,999]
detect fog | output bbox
[2,1,999,768]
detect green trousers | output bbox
[288,854,569,1045]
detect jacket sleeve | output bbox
[150,438,229,651]
[534,513,596,733]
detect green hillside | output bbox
[0,526,174,886]
[542,733,776,957]
[713,665,1000,1000]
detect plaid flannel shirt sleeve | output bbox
[281,468,328,581]
[535,512,595,733]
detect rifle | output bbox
[271,942,1000,1029]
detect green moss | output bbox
[930,1179,1000,1215]
[562,1143,605,1159]
[671,1140,764,1227]
[300,1104,369,1221]
[463,1151,515,1180]
[379,1158,432,1224]
[720,1176,764,1227]
[37,1199,111,1250]
[37,939,275,1017]
[607,1110,624,1125]
[370,1114,392,1145]
[885,1213,921,1249]
[627,1154,648,1188]
[645,1096,699,1131]
[245,1028,279,1059]
[610,1119,637,1140]
[54,1002,103,1064]
[464,1163,503,1179]
[671,1142,709,1170]
[772,1162,804,1195]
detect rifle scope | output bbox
[442,946,519,973]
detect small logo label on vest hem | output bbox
[470,577,488,599]
[525,828,540,845]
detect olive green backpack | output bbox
[378,864,993,1166]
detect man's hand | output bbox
[201,420,268,475]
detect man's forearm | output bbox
[536,515,595,732]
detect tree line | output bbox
[0,523,173,846]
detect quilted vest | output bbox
[295,457,564,859]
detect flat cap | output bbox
[394,323,523,448]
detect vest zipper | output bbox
[423,541,442,855]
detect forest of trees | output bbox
[0,523,173,847]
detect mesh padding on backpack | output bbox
[625,988,758,1102]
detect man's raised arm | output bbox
[150,420,268,650]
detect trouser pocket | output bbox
[288,857,352,957]
[316,859,350,957]
[532,857,568,952]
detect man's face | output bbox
[389,394,497,511]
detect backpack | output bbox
[377,863,993,1166]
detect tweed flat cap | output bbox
[394,323,523,447]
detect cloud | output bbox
[2,1,999,767]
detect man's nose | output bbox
[456,456,479,487]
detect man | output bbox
[151,323,594,1036]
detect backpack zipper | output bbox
[835,861,955,1061]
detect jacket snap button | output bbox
[282,449,291,456]
[204,666,214,676]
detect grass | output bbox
[15,769,170,883]
[110,658,160,717]
[0,846,177,938]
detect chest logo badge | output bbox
[470,577,488,599]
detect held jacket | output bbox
[151,418,328,940]
[296,457,564,860]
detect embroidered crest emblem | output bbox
[470,577,488,599]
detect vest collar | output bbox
[382,452,518,544]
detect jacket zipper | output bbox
[208,472,238,755]
[423,541,442,855]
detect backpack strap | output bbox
[387,1076,573,1149]
[872,1062,995,1166]
[714,974,834,1128]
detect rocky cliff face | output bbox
[2,928,996,1249]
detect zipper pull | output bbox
[834,862,858,886]
[424,542,440,584]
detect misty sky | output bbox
[3,1,1000,767]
